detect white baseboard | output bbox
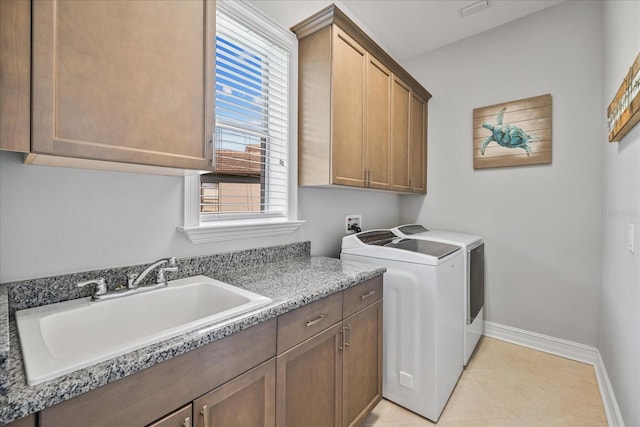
[593,350,626,427]
[483,321,625,427]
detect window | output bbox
[201,3,289,221]
[180,0,302,243]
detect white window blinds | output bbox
[201,5,290,221]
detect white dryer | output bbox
[392,224,484,366]
[341,230,464,422]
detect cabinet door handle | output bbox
[344,324,351,351]
[361,289,376,300]
[183,416,191,427]
[339,328,345,351]
[306,314,326,327]
[201,405,210,427]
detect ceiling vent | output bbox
[458,0,489,17]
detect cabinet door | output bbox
[331,27,366,187]
[3,414,37,427]
[390,76,411,192]
[409,92,427,193]
[148,405,193,427]
[366,56,391,189]
[342,301,383,427]
[0,0,30,153]
[195,359,276,427]
[276,323,344,427]
[31,0,214,170]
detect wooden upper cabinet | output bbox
[26,0,214,171]
[293,4,430,193]
[390,76,411,192]
[0,0,30,153]
[391,79,427,194]
[366,56,392,190]
[332,28,366,188]
[410,93,428,193]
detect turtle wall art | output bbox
[473,94,552,169]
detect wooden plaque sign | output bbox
[608,52,640,143]
[473,94,552,169]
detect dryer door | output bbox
[468,243,485,324]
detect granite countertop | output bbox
[0,253,385,424]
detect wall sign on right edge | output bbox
[608,51,640,143]
[473,94,552,169]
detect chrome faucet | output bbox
[127,257,179,289]
[77,257,179,302]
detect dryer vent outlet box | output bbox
[346,215,362,234]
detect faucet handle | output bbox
[127,273,138,289]
[77,278,108,297]
[156,258,179,284]
[157,265,179,284]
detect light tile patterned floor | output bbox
[363,336,607,426]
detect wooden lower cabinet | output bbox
[276,278,383,427]
[39,320,276,427]
[147,405,193,427]
[343,301,383,427]
[3,414,37,427]
[195,359,276,427]
[26,278,383,427]
[276,323,344,427]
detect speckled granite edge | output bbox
[0,286,8,397]
[0,249,385,424]
[5,241,311,314]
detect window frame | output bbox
[179,0,303,244]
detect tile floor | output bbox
[363,336,608,426]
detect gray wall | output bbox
[399,1,604,346]
[0,153,399,283]
[600,1,640,426]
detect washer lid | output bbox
[386,238,460,259]
[392,224,483,248]
[395,224,429,235]
[355,230,397,246]
[341,230,461,265]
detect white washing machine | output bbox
[391,224,484,366]
[341,230,464,422]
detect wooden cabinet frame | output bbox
[40,319,276,427]
[293,4,430,193]
[1,0,214,172]
[276,277,383,427]
[195,359,276,427]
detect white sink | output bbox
[16,275,272,385]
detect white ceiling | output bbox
[247,0,565,61]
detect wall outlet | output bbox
[346,215,362,234]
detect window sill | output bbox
[178,219,305,244]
